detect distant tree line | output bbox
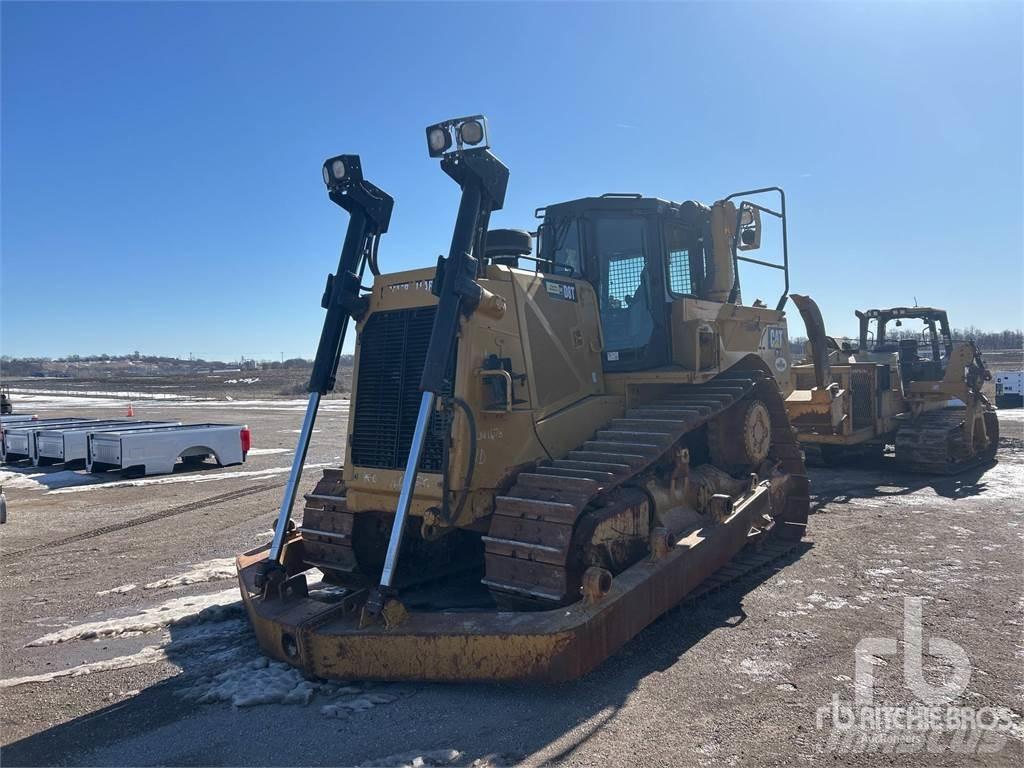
[948,328,1023,350]
[0,352,357,378]
[259,355,354,370]
[867,327,1021,351]
[791,328,1022,352]
[1,353,233,367]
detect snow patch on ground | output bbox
[28,588,242,646]
[4,619,248,688]
[0,646,168,688]
[95,557,235,595]
[246,448,290,456]
[737,657,792,678]
[47,462,332,495]
[320,692,399,718]
[0,468,105,491]
[6,391,350,413]
[357,750,462,767]
[144,558,236,589]
[96,583,137,596]
[177,655,406,718]
[178,657,335,706]
[8,391,191,407]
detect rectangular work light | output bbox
[322,154,363,190]
[425,115,490,157]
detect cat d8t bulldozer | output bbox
[237,116,809,682]
[785,297,999,473]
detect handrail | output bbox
[725,187,789,311]
[476,369,514,412]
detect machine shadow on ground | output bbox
[807,458,1003,512]
[1,543,813,767]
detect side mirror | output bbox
[738,204,761,250]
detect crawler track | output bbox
[895,406,999,475]
[300,471,356,575]
[684,537,810,604]
[482,368,809,605]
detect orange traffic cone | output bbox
[126,403,134,417]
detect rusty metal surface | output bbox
[240,364,810,683]
[237,481,780,682]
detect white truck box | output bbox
[0,415,36,425]
[87,423,251,476]
[995,371,1023,409]
[1,416,70,440]
[35,421,177,468]
[2,419,103,463]
[10,419,134,465]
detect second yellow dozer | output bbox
[785,296,999,473]
[237,116,809,682]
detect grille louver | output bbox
[350,307,454,473]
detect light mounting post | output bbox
[365,116,508,619]
[260,154,394,586]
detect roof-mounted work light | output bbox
[425,115,490,157]
[321,154,363,190]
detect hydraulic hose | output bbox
[441,396,477,524]
[368,231,381,276]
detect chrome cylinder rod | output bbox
[268,391,321,563]
[378,390,436,588]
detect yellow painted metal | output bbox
[237,483,772,682]
[786,300,996,462]
[240,186,810,681]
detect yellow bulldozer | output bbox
[237,116,809,682]
[785,297,999,472]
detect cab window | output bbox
[595,217,654,353]
[665,223,702,297]
[547,217,582,276]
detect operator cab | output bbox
[535,195,720,372]
[856,307,954,383]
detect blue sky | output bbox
[2,2,1021,361]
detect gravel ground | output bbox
[1,394,1021,767]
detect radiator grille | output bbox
[850,369,874,430]
[350,307,454,473]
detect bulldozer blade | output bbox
[237,482,802,683]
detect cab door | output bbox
[585,214,671,372]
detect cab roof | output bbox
[859,307,948,319]
[538,194,701,219]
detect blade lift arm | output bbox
[260,158,394,586]
[366,148,509,619]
